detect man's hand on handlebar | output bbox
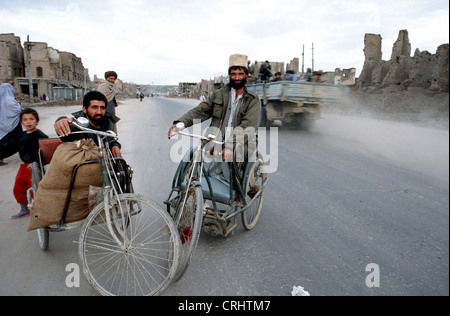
[222,148,233,161]
[54,118,73,137]
[55,117,121,157]
[168,122,185,139]
[168,124,177,139]
[111,146,121,158]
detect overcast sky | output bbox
[1,0,448,85]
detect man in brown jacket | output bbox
[97,71,118,134]
[168,54,261,162]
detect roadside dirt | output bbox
[324,87,449,130]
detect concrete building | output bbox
[286,57,299,74]
[178,82,197,98]
[188,76,226,99]
[0,33,25,84]
[1,33,90,101]
[322,68,357,85]
[16,40,89,100]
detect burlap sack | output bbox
[27,139,103,232]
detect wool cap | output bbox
[229,54,248,68]
[104,71,118,79]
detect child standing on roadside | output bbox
[0,108,48,219]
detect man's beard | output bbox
[230,77,247,89]
[87,113,105,126]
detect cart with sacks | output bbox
[27,117,180,296]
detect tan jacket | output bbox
[176,84,261,152]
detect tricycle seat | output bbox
[182,177,231,205]
[201,177,231,204]
[39,138,63,166]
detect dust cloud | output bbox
[314,111,449,185]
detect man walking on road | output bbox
[97,71,118,133]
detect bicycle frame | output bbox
[29,118,180,296]
[70,121,134,250]
[167,131,266,224]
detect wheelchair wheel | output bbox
[78,193,180,296]
[169,185,203,281]
[242,154,267,231]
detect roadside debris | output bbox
[291,285,311,296]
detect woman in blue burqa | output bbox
[0,83,23,166]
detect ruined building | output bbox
[1,33,141,101]
[321,68,357,85]
[357,30,449,92]
[20,40,89,100]
[286,58,299,73]
[0,34,25,83]
[0,33,90,101]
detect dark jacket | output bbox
[56,110,121,149]
[0,129,48,163]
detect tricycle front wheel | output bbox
[242,156,267,231]
[78,193,180,296]
[169,185,203,282]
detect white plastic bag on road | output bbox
[291,285,311,296]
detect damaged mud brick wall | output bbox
[1,33,141,101]
[0,33,25,83]
[358,30,449,92]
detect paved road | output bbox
[0,97,448,296]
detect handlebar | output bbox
[64,117,118,140]
[173,130,223,145]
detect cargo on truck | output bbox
[247,81,347,130]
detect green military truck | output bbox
[247,81,347,130]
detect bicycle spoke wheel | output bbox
[242,156,267,231]
[171,185,203,281]
[79,193,180,296]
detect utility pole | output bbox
[26,35,34,103]
[311,42,315,72]
[83,68,87,97]
[301,44,305,75]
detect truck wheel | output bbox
[259,106,269,128]
[295,114,315,131]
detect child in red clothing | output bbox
[0,108,48,219]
